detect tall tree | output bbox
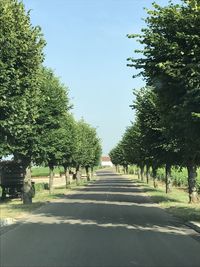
[60,114,77,187]
[35,68,71,193]
[128,1,200,202]
[0,0,45,203]
[131,87,166,187]
[121,123,145,179]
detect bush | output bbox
[155,167,200,191]
[197,179,200,194]
[34,183,48,192]
[128,165,137,174]
[171,168,187,187]
[157,168,165,181]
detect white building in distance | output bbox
[101,156,113,167]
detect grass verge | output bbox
[31,166,64,177]
[126,174,200,223]
[0,178,96,220]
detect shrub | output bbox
[128,165,137,174]
[34,183,48,192]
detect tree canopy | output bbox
[0,0,45,163]
[0,0,102,201]
[110,0,200,203]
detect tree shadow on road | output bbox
[2,214,200,267]
[2,178,200,267]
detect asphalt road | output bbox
[1,170,200,267]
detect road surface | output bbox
[1,170,200,267]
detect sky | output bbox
[23,0,180,155]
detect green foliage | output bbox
[130,87,164,167]
[0,0,45,162]
[36,67,71,131]
[0,0,102,200]
[120,123,144,166]
[34,183,48,192]
[31,166,64,177]
[59,115,77,169]
[124,0,200,201]
[156,167,200,191]
[128,0,200,166]
[109,142,128,167]
[73,119,102,169]
[127,165,137,175]
[34,67,72,168]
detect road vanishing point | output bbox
[1,170,200,267]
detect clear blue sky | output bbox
[23,0,180,155]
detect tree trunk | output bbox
[152,166,158,188]
[146,164,150,184]
[126,165,128,174]
[187,163,199,203]
[165,164,172,194]
[76,165,81,185]
[91,166,94,179]
[123,166,126,174]
[1,186,6,200]
[64,166,69,188]
[23,165,33,204]
[140,165,144,181]
[69,169,72,184]
[117,165,120,173]
[49,165,54,194]
[85,166,91,181]
[137,167,140,180]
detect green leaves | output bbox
[109,142,128,167]
[0,0,102,170]
[0,0,45,161]
[72,119,101,168]
[127,0,200,165]
[123,0,200,201]
[33,67,72,167]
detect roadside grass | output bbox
[31,166,64,177]
[0,178,96,220]
[31,166,93,177]
[127,174,200,223]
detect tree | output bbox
[87,127,102,180]
[90,140,102,178]
[84,132,102,181]
[109,142,128,174]
[35,68,71,193]
[128,1,200,202]
[0,0,45,203]
[73,120,102,183]
[60,114,77,187]
[131,87,169,187]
